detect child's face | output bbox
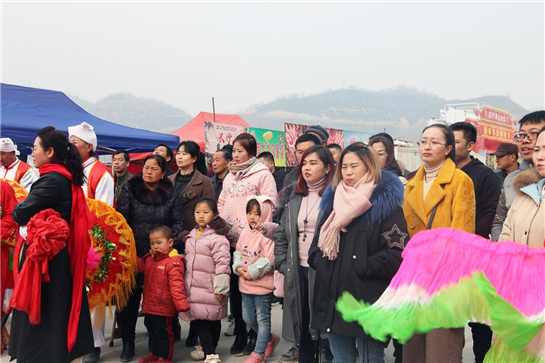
[246,205,261,228]
[194,202,216,230]
[149,231,173,254]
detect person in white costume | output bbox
[0,138,38,191]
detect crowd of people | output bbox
[1,110,544,363]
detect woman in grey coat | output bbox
[274,146,334,363]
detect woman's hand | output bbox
[214,294,226,301]
[255,223,268,234]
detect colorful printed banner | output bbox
[204,121,247,160]
[283,123,344,167]
[248,128,286,167]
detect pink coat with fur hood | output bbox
[179,217,232,322]
[218,159,277,246]
[233,196,278,296]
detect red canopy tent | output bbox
[172,111,250,150]
[127,112,249,173]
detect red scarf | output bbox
[36,164,91,351]
[9,209,69,325]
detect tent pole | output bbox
[212,97,216,122]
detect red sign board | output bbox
[467,118,516,153]
[480,104,513,126]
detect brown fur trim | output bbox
[209,216,231,237]
[127,173,174,205]
[512,168,542,195]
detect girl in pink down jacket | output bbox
[180,198,231,363]
[217,158,277,246]
[232,196,280,362]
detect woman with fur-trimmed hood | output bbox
[499,127,545,248]
[115,155,184,361]
[308,143,408,363]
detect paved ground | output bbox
[2,304,475,362]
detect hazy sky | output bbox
[3,2,544,116]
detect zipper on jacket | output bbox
[288,201,304,338]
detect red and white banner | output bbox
[480,105,514,127]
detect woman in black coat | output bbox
[274,146,335,363]
[9,126,94,362]
[115,154,184,361]
[308,143,408,363]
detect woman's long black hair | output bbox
[37,126,85,186]
[177,141,207,175]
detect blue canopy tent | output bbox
[0,83,180,153]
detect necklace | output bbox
[302,196,320,242]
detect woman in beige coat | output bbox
[499,126,545,248]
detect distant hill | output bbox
[67,88,529,142]
[68,93,192,134]
[240,87,529,141]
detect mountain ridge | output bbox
[68,87,529,141]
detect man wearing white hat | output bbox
[68,122,115,206]
[0,138,38,191]
[68,122,114,363]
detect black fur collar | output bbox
[127,173,174,206]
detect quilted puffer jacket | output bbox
[179,217,231,322]
[138,248,190,317]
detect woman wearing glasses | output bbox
[403,124,476,363]
[499,125,545,247]
[491,111,545,241]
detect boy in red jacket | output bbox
[137,225,190,363]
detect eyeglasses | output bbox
[417,140,447,147]
[514,131,539,142]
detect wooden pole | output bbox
[212,97,216,122]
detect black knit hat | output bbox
[305,125,329,143]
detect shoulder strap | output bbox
[426,184,446,230]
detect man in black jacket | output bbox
[491,142,519,185]
[451,122,502,363]
[211,146,232,202]
[258,151,286,193]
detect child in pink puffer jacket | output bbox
[232,196,280,363]
[180,198,231,363]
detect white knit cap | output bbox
[0,138,17,153]
[68,122,97,152]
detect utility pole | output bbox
[212,97,216,122]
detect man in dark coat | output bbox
[451,122,502,363]
[277,134,321,223]
[112,150,132,202]
[210,147,232,202]
[258,151,286,193]
[490,142,519,185]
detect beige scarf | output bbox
[318,176,375,260]
[228,157,257,178]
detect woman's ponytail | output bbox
[66,143,85,187]
[195,152,207,175]
[37,126,85,186]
